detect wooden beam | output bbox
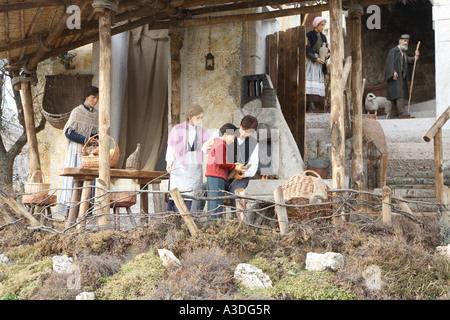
[329,0,345,195]
[350,4,364,191]
[181,4,329,27]
[169,27,184,127]
[329,0,345,223]
[382,186,392,223]
[274,186,288,235]
[0,191,40,227]
[169,188,198,236]
[434,128,444,203]
[188,0,302,16]
[26,0,83,71]
[34,18,171,65]
[423,105,450,142]
[0,0,60,13]
[96,8,112,229]
[21,81,41,176]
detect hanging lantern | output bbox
[205,52,215,70]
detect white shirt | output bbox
[235,137,259,178]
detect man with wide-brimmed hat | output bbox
[385,34,420,118]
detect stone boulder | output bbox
[52,255,74,274]
[158,249,181,268]
[0,254,9,264]
[76,292,95,300]
[436,244,450,258]
[234,263,272,290]
[305,252,344,272]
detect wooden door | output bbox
[265,26,306,160]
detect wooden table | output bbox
[59,167,168,228]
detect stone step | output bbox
[374,187,436,199]
[388,171,450,179]
[385,177,448,185]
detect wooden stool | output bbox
[22,194,57,226]
[110,193,137,230]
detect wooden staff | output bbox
[408,41,420,113]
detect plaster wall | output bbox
[432,0,450,127]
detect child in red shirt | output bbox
[206,123,244,218]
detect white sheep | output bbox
[364,93,392,119]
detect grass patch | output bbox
[95,252,166,300]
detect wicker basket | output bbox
[81,134,120,168]
[42,74,93,129]
[281,170,332,222]
[24,170,51,196]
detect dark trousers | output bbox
[206,176,226,219]
[390,98,407,117]
[167,199,192,212]
[166,179,192,212]
[191,178,250,213]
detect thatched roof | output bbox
[0,0,399,72]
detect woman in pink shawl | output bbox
[166,104,210,211]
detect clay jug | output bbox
[319,43,329,60]
[126,143,142,170]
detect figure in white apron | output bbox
[166,104,210,211]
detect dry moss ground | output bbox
[0,215,449,300]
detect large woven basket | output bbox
[41,74,93,129]
[81,134,120,168]
[281,170,332,222]
[24,170,51,196]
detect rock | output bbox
[76,292,95,300]
[158,249,181,268]
[234,263,272,290]
[305,252,344,272]
[436,244,450,258]
[52,255,74,274]
[0,254,9,264]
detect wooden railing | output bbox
[423,105,450,203]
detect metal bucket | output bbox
[261,88,277,108]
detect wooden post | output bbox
[140,183,149,225]
[274,186,288,235]
[349,4,364,192]
[382,186,392,223]
[152,183,164,215]
[169,27,184,127]
[379,153,388,188]
[235,188,247,223]
[76,180,92,230]
[329,0,345,221]
[297,26,307,160]
[96,8,112,229]
[0,192,40,227]
[169,188,198,236]
[393,193,414,216]
[434,128,444,203]
[66,178,83,229]
[21,81,41,177]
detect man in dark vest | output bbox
[190,115,259,213]
[226,115,259,208]
[385,34,420,118]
